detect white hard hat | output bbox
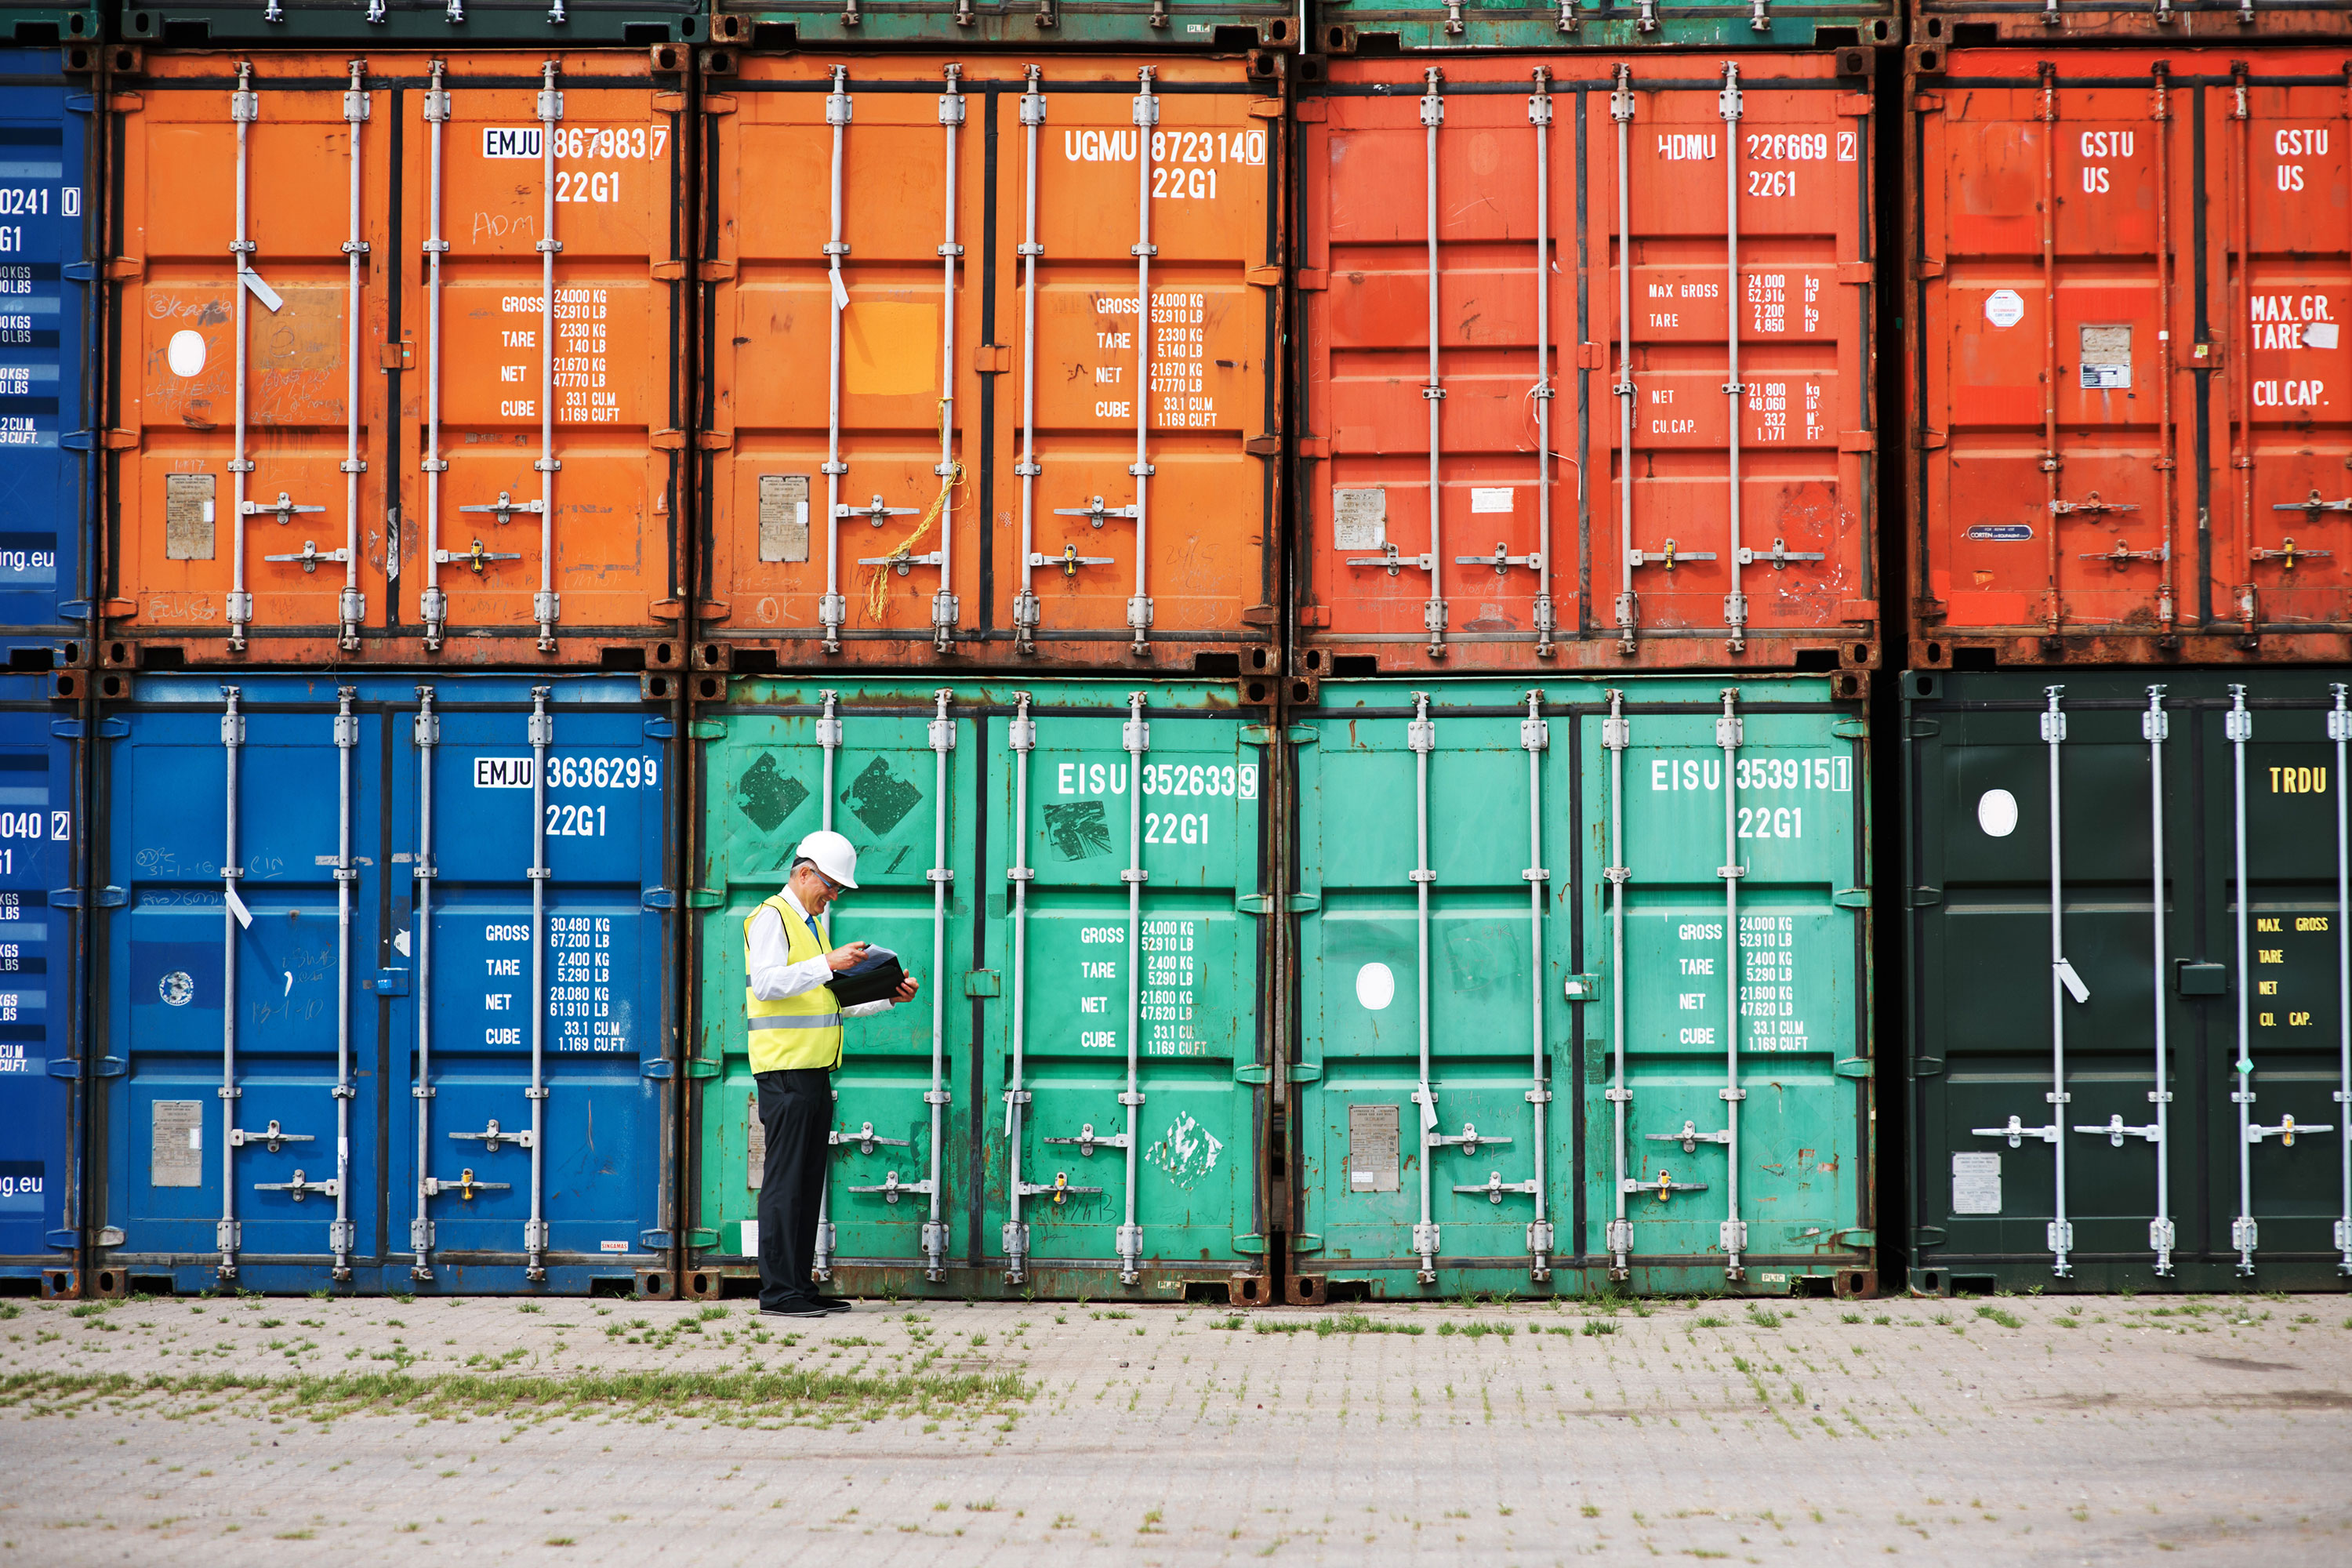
[792,829,859,890]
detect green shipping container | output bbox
[1315,5,1896,56]
[684,680,1275,1301]
[1904,670,2352,1295]
[1286,676,1874,1303]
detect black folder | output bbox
[829,946,908,1008]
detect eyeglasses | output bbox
[815,872,844,895]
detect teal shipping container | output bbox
[1285,677,1874,1302]
[683,680,1276,1303]
[1315,2,1896,54]
[1905,670,2352,1295]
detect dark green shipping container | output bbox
[1904,670,2352,1295]
[705,3,1293,49]
[1314,3,1896,56]
[681,680,1276,1302]
[1286,676,1875,1302]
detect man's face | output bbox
[791,862,841,916]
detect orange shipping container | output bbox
[692,50,1284,679]
[103,48,690,670]
[1907,49,2352,669]
[1294,51,1881,681]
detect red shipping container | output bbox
[101,48,691,673]
[691,50,1284,681]
[1907,48,2352,668]
[1294,50,1881,681]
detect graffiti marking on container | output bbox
[1044,800,1112,862]
[1145,1111,1222,1189]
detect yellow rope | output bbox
[862,397,962,624]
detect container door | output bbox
[691,684,978,1286]
[0,688,81,1284]
[2197,686,2347,1277]
[1578,687,1867,1287]
[984,689,1266,1290]
[1291,685,1575,1294]
[97,681,385,1290]
[2220,64,2352,641]
[1907,687,2176,1286]
[390,682,673,1290]
[0,51,94,658]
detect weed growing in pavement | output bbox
[1747,1308,1782,1329]
[1210,1315,1245,1331]
[1091,1310,1134,1321]
[516,1304,542,1315]
[1580,1320,1617,1338]
[1975,1305,2023,1330]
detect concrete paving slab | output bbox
[2,1291,2346,1564]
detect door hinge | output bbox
[1288,725,1320,744]
[1236,894,1272,915]
[648,429,686,452]
[963,970,1001,997]
[686,1228,719,1248]
[1835,261,1874,286]
[695,430,735,451]
[1833,1056,1873,1079]
[973,345,1011,375]
[1907,887,1942,908]
[1911,1055,1945,1079]
[1297,437,1330,460]
[1287,1232,1324,1254]
[1915,428,1947,450]
[650,259,687,281]
[1838,600,1879,622]
[1232,1233,1269,1254]
[637,1229,671,1250]
[1576,341,1607,370]
[641,888,676,911]
[1912,93,1944,113]
[686,889,724,910]
[697,259,735,281]
[641,1058,677,1080]
[1907,718,1941,739]
[1287,1062,1324,1083]
[372,968,411,996]
[45,1058,80,1080]
[45,1229,78,1249]
[1244,264,1281,287]
[643,717,677,740]
[686,1058,722,1080]
[1232,1064,1272,1086]
[1839,430,1876,453]
[2176,961,2229,996]
[1832,717,1869,739]
[1294,268,1328,292]
[1832,887,1871,909]
[690,718,727,740]
[1288,893,1320,913]
[1912,1226,1948,1248]
[94,1056,126,1079]
[1831,1228,1877,1250]
[377,339,413,372]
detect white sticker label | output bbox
[1470,487,1513,514]
[475,757,535,789]
[1951,1152,2002,1215]
[1333,488,1387,551]
[2307,321,2341,351]
[1984,289,2025,330]
[600,1240,629,1254]
[482,128,544,159]
[739,1219,759,1255]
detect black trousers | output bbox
[754,1067,833,1309]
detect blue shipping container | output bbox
[0,50,94,665]
[90,674,678,1298]
[0,674,82,1292]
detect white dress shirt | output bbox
[746,885,895,1018]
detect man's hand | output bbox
[826,942,871,973]
[891,976,920,1004]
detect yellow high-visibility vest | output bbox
[743,893,844,1073]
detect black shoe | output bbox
[815,1297,855,1314]
[760,1301,830,1319]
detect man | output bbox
[745,827,918,1318]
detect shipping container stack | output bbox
[70,16,699,1301]
[1900,0,2352,1296]
[1270,0,1890,1306]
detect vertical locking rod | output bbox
[331,687,358,1280]
[1523,691,1552,1279]
[2038,65,2064,645]
[411,686,439,1279]
[2152,66,2178,640]
[1720,66,1748,654]
[931,71,964,652]
[811,689,841,1279]
[2046,685,2074,1276]
[524,687,552,1280]
[2230,67,2257,646]
[419,63,450,651]
[1717,690,1748,1279]
[2229,684,2257,1272]
[1116,694,1150,1281]
[1127,72,1159,657]
[1421,71,1447,658]
[1529,73,1555,659]
[819,69,851,653]
[2146,687,2176,1275]
[228,67,256,652]
[1002,694,1036,1281]
[338,64,368,652]
[921,690,955,1280]
[2335,684,2352,1276]
[1611,68,1638,653]
[1011,71,1045,654]
[1409,692,1439,1280]
[217,688,245,1278]
[1603,691,1632,1278]
[532,62,562,652]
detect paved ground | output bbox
[2,1289,2347,1565]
